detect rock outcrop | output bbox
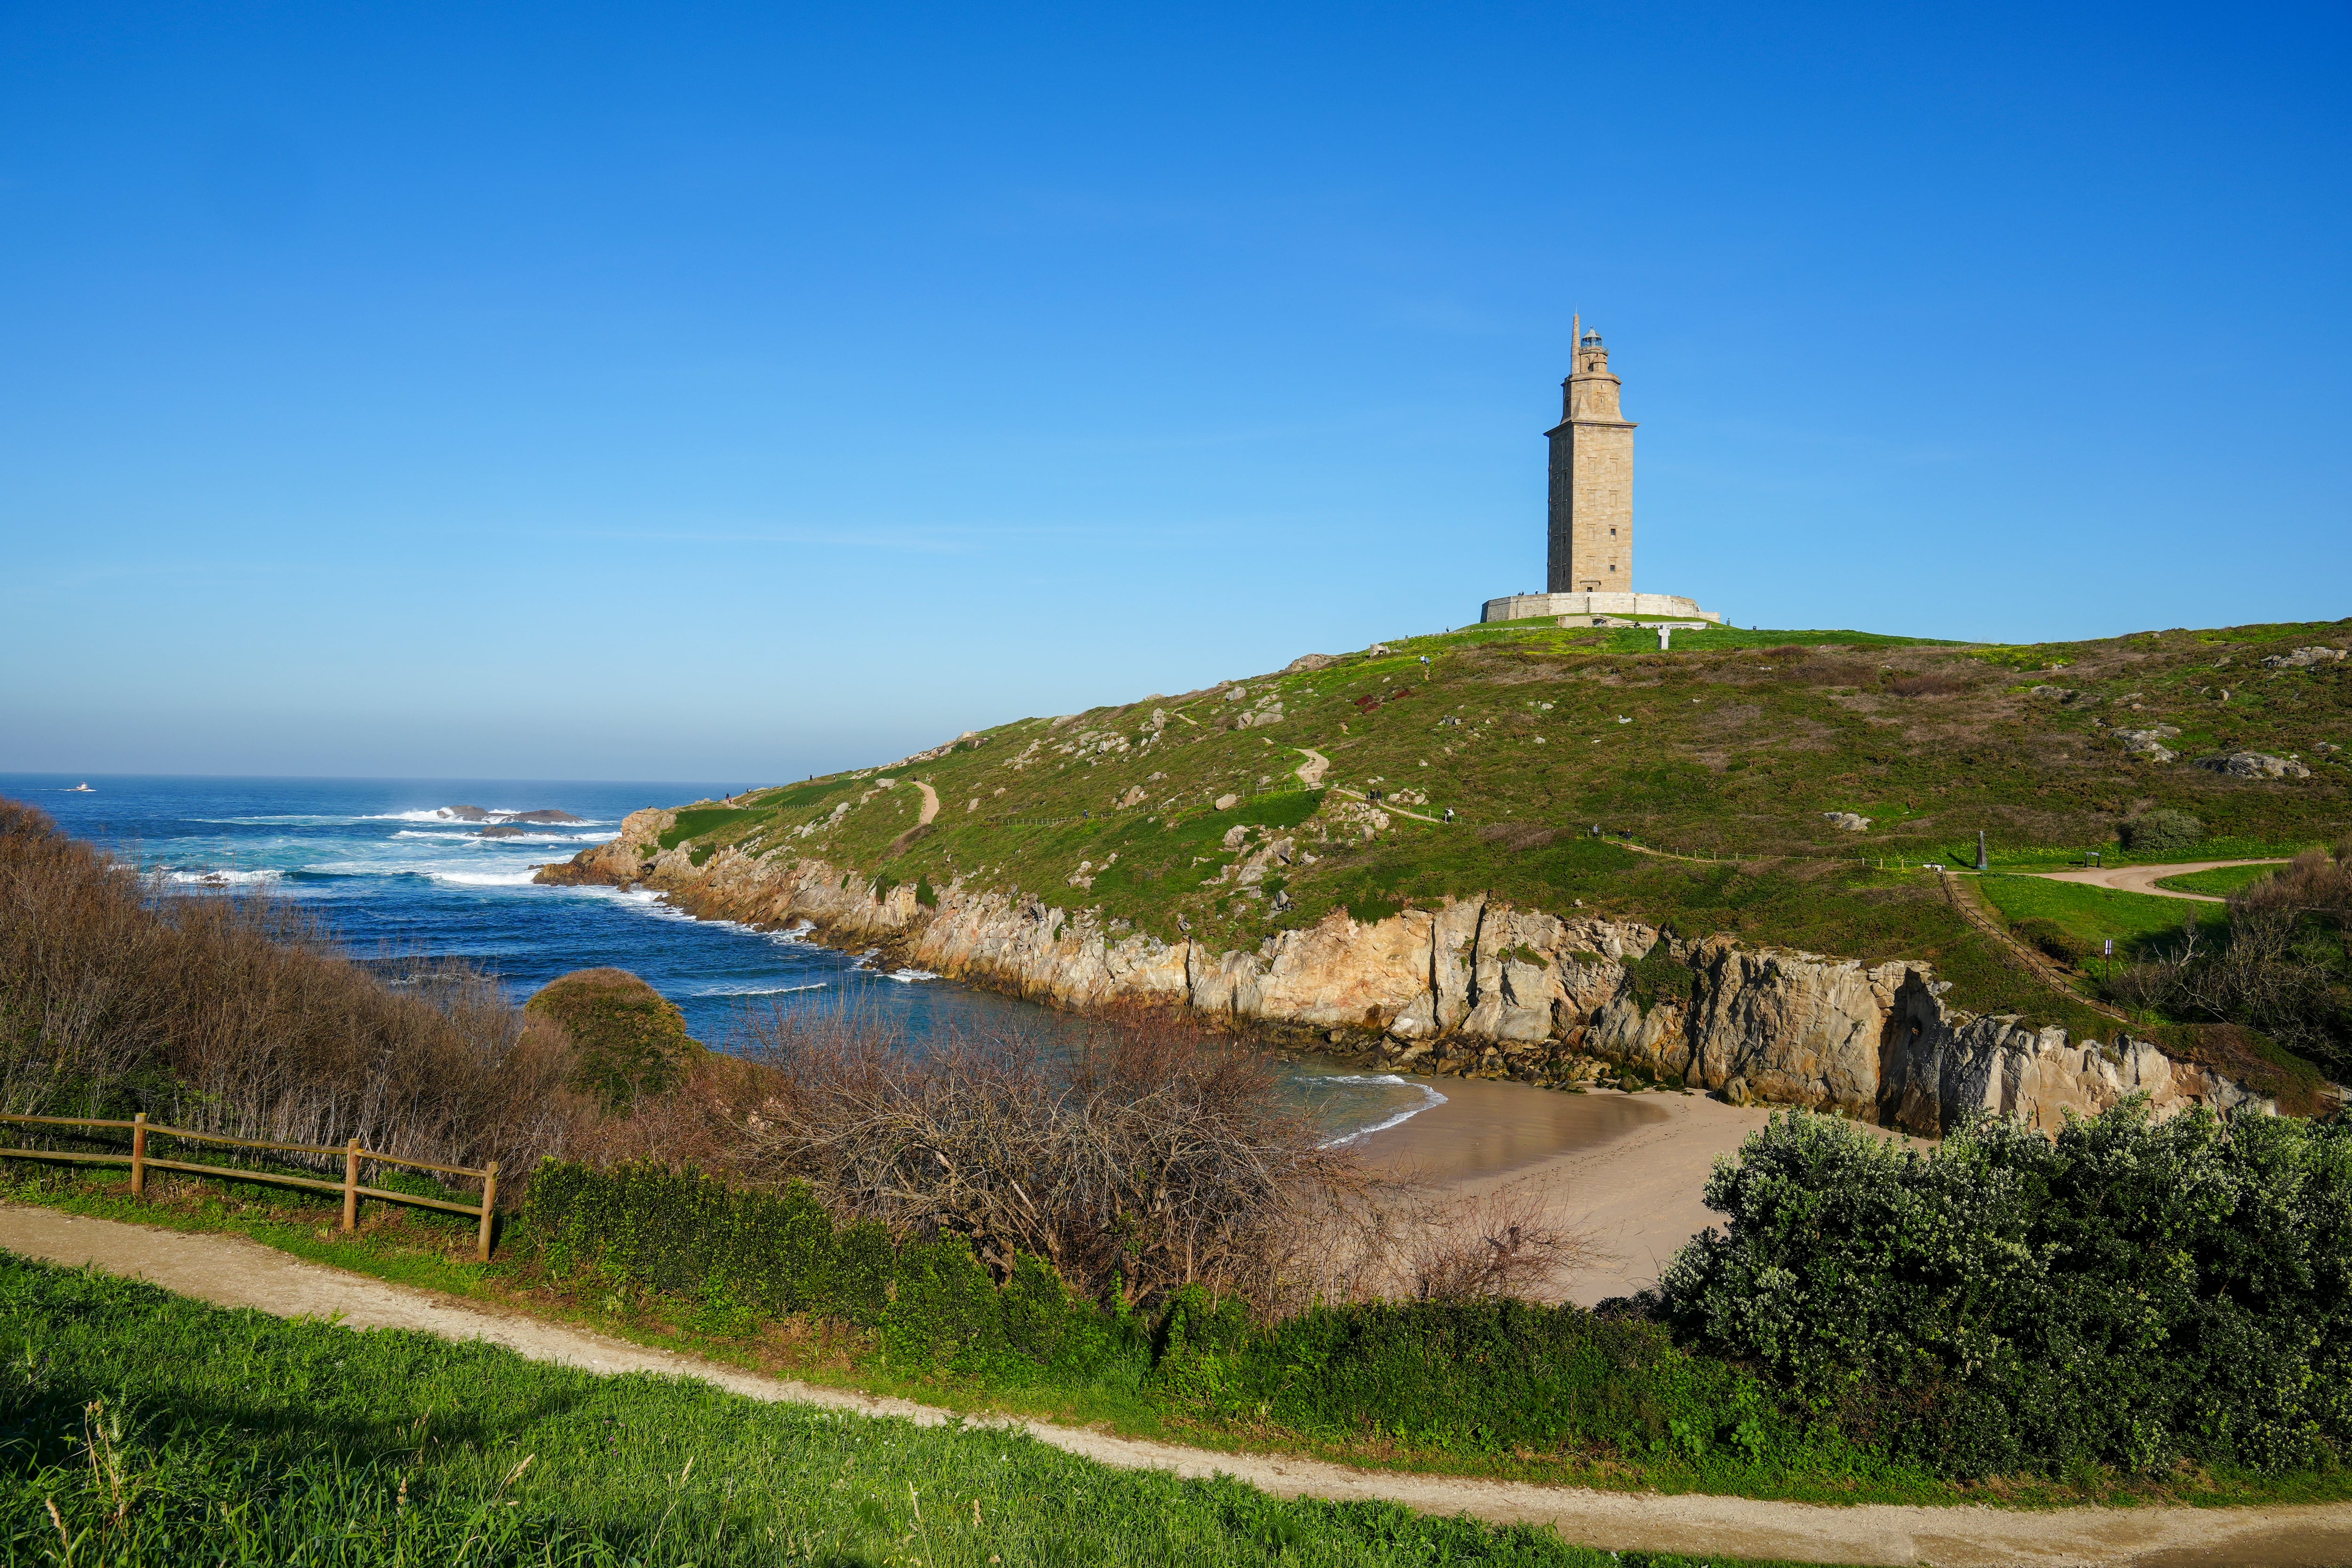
[2260,646,2347,671]
[2117,726,2181,763]
[2195,751,2311,780]
[538,808,2272,1133]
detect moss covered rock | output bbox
[524,968,699,1109]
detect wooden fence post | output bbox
[477,1161,500,1262]
[342,1138,361,1233]
[130,1113,147,1201]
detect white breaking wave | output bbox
[164,868,283,886]
[427,869,546,887]
[692,981,829,997]
[883,968,942,983]
[572,886,776,939]
[1317,1076,1449,1146]
[362,808,612,826]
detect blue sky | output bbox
[4,3,2346,780]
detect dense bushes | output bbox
[518,1156,1899,1476]
[1662,1104,2352,1477]
[726,1007,1361,1306]
[524,968,702,1109]
[1151,1292,1870,1473]
[0,797,580,1176]
[2116,842,2352,1079]
[2120,809,2205,855]
[528,1098,2352,1482]
[522,1158,1134,1378]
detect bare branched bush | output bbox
[1398,1181,1607,1302]
[0,797,591,1182]
[724,1004,1381,1309]
[2108,841,2352,1078]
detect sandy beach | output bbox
[1354,1081,1782,1304]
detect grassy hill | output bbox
[625,616,2351,1082]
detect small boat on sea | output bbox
[66,782,94,793]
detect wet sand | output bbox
[1350,1074,1670,1183]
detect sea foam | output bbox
[1316,1075,1449,1146]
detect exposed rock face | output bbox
[1821,812,1872,832]
[2260,646,2347,670]
[537,810,2272,1133]
[2195,751,2312,780]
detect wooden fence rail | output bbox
[0,1113,500,1260]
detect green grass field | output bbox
[2157,862,2290,897]
[1976,875,2228,962]
[0,1254,1824,1568]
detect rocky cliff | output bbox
[540,806,2271,1133]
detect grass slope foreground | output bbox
[544,617,2351,1068]
[1,1255,1741,1568]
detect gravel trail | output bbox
[2029,858,2289,903]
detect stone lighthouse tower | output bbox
[1479,320,1720,627]
[1547,322,1635,594]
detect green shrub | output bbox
[1624,939,1692,1018]
[521,1160,891,1322]
[524,970,701,1109]
[2009,916,2090,963]
[1188,1297,1867,1475]
[1661,1104,2352,1477]
[883,1238,1007,1368]
[2121,809,2205,856]
[522,1161,1131,1376]
[1145,1283,1254,1402]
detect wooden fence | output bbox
[0,1113,500,1260]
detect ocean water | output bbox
[2,773,1437,1142]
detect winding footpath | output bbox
[8,1206,2352,1566]
[2027,858,2288,904]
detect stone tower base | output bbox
[1481,590,1721,626]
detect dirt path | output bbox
[2029,858,2287,903]
[1292,747,1330,788]
[1331,785,1447,825]
[8,1207,2351,1566]
[1939,871,2133,1024]
[914,779,940,826]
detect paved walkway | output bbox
[7,1205,2352,1566]
[2029,858,2288,903]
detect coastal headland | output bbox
[540,616,2350,1135]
